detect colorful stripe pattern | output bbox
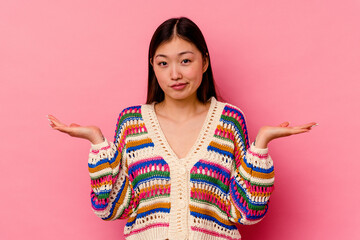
[189,104,274,238]
[89,105,172,236]
[88,102,274,240]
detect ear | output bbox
[202,53,209,73]
[150,58,153,67]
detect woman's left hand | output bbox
[254,122,318,149]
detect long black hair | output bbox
[146,17,218,104]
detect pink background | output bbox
[1,0,359,239]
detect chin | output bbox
[166,93,197,102]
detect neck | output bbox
[155,95,209,122]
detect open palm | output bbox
[47,115,104,144]
[255,121,317,148]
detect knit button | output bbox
[178,232,186,239]
[179,166,186,175]
[179,201,186,208]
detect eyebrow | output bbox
[155,51,194,59]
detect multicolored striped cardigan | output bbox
[88,96,275,240]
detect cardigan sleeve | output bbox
[88,109,134,220]
[227,109,275,225]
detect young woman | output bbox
[48,17,316,240]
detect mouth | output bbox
[171,82,188,90]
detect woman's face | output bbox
[151,37,208,102]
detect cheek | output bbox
[154,69,167,88]
[184,65,203,82]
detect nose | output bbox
[170,64,182,80]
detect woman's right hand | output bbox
[47,115,105,144]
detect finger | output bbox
[290,128,310,135]
[47,114,59,121]
[293,122,317,130]
[310,123,319,128]
[48,119,61,129]
[47,114,62,122]
[47,117,55,126]
[47,115,57,124]
[70,123,80,127]
[47,115,66,127]
[53,126,72,134]
[279,122,290,127]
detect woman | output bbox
[48,17,316,240]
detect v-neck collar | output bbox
[142,96,224,169]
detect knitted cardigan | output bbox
[88,97,275,240]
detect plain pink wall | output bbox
[1,0,359,239]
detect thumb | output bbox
[279,122,290,127]
[70,123,80,127]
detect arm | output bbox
[88,109,134,220]
[229,144,274,224]
[227,108,316,224]
[227,109,274,225]
[47,111,134,220]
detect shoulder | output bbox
[117,105,142,119]
[216,98,247,123]
[216,99,250,147]
[115,104,143,131]
[116,105,142,123]
[113,104,145,142]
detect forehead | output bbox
[155,37,200,56]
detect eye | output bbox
[182,59,191,64]
[158,61,167,66]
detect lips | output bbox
[171,82,188,90]
[171,83,187,87]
